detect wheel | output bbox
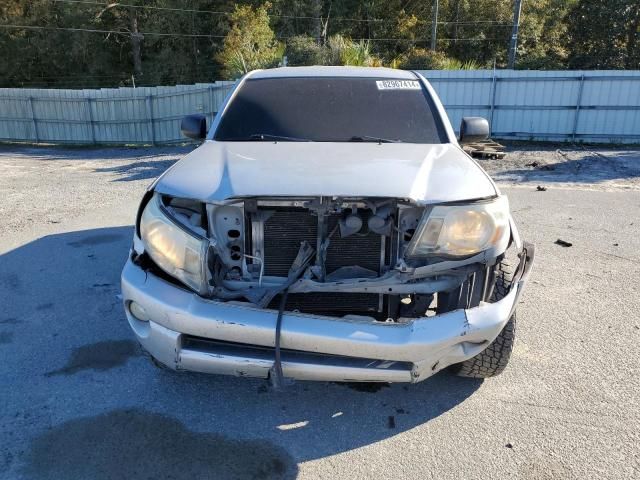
[452,256,517,378]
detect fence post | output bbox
[27,96,38,143]
[86,97,96,144]
[207,85,214,127]
[146,95,155,145]
[572,74,585,142]
[489,71,497,137]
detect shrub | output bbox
[327,35,382,67]
[395,48,479,70]
[285,35,329,66]
[395,48,449,69]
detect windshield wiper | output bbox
[349,135,402,144]
[220,133,311,142]
[249,133,311,142]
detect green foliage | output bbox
[395,48,450,70]
[514,0,575,70]
[285,35,328,66]
[216,3,283,79]
[328,35,382,67]
[285,34,381,67]
[393,48,478,70]
[0,0,637,88]
[440,58,482,70]
[566,0,640,69]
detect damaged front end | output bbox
[124,191,533,382]
[139,193,513,320]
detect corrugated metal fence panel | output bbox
[0,97,34,140]
[0,73,637,144]
[0,81,236,144]
[419,70,640,143]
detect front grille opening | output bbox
[268,292,383,317]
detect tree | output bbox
[216,3,283,79]
[567,0,640,69]
[516,0,576,69]
[1,0,637,88]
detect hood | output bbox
[154,141,497,204]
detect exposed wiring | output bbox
[270,288,289,391]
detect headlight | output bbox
[139,194,208,293]
[406,196,510,258]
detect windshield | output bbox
[213,77,447,144]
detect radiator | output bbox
[260,207,383,314]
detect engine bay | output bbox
[143,194,499,321]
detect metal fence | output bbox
[0,82,235,145]
[0,71,638,145]
[424,70,640,144]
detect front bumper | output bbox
[121,243,534,383]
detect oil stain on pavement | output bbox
[46,340,139,376]
[22,409,297,479]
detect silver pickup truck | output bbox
[121,66,534,385]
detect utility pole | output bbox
[430,0,439,51]
[507,0,523,69]
[130,14,143,77]
[311,0,322,45]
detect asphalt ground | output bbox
[1,144,639,479]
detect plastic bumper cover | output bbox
[121,243,534,383]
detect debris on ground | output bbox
[555,239,573,247]
[387,416,396,429]
[505,443,514,449]
[463,140,506,159]
[536,185,547,191]
[525,161,555,171]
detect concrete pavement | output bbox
[1,145,639,479]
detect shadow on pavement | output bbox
[0,144,190,182]
[1,227,482,479]
[23,409,298,480]
[93,159,178,182]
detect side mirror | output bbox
[181,114,207,140]
[459,117,489,144]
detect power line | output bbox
[0,23,226,38]
[48,0,516,26]
[50,0,388,23]
[0,24,518,43]
[51,0,232,17]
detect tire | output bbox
[453,256,517,378]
